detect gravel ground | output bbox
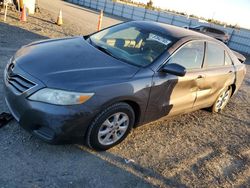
[0,2,250,187]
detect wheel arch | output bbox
[230,83,237,97]
[122,100,141,127]
[98,97,143,128]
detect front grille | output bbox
[6,63,36,94]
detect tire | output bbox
[86,102,135,151]
[211,86,232,113]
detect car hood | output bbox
[13,37,139,91]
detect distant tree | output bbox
[146,0,153,9]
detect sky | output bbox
[133,0,250,29]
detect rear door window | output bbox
[205,42,225,67]
[168,41,205,70]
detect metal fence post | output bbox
[131,6,135,20]
[143,9,146,20]
[156,11,160,22]
[121,4,124,17]
[228,29,235,46]
[96,0,99,10]
[111,1,115,14]
[188,19,192,27]
[170,15,175,25]
[104,0,107,12]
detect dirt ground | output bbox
[0,2,249,188]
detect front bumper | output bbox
[3,66,96,143]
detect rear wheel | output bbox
[211,87,232,113]
[86,102,135,151]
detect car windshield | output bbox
[88,23,173,67]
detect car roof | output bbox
[132,21,217,41]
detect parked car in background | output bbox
[4,21,246,151]
[186,25,230,44]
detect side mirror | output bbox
[161,63,186,77]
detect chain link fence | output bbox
[68,0,250,54]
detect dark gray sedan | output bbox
[4,21,246,150]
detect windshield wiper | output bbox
[91,42,117,58]
[87,37,94,45]
[97,46,130,63]
[97,45,139,66]
[88,38,113,56]
[95,45,114,56]
[87,38,110,55]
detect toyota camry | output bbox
[4,21,246,150]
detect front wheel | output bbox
[211,87,232,113]
[86,102,135,151]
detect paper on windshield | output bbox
[148,33,171,46]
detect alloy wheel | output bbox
[215,88,231,111]
[98,112,129,145]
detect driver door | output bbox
[144,41,206,122]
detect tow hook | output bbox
[0,112,14,128]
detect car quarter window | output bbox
[205,42,225,67]
[168,41,205,70]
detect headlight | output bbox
[28,88,94,105]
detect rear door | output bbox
[194,41,235,108]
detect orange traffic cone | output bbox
[20,5,27,22]
[97,10,103,31]
[56,9,63,26]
